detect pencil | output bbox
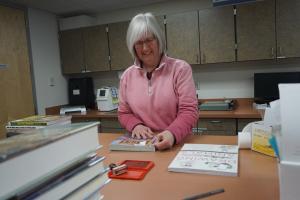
[183,188,225,200]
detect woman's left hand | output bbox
[154,130,175,151]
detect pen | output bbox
[183,188,225,200]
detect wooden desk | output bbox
[199,98,261,119]
[46,99,261,134]
[98,133,279,200]
[45,98,261,119]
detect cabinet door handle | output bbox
[209,120,222,124]
[277,46,286,59]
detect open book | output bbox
[168,144,239,176]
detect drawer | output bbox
[199,130,235,135]
[100,118,126,133]
[101,127,127,133]
[197,119,236,135]
[71,117,101,132]
[237,118,260,132]
[71,117,100,123]
[198,119,236,131]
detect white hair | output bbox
[126,12,166,58]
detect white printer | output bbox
[96,87,118,111]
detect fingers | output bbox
[154,131,175,151]
[132,125,153,139]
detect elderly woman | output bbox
[118,12,198,150]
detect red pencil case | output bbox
[108,160,154,180]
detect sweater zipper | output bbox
[148,79,152,95]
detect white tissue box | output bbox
[279,161,300,200]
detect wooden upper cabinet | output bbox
[198,6,235,64]
[83,25,110,72]
[276,0,300,58]
[60,29,85,74]
[236,0,276,61]
[156,15,166,48]
[108,21,133,71]
[157,15,165,31]
[166,11,200,64]
[60,26,110,74]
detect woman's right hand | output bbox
[132,124,154,139]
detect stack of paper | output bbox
[278,83,300,200]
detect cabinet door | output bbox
[236,0,276,61]
[83,25,110,72]
[108,21,133,70]
[276,0,300,58]
[0,5,35,138]
[199,6,235,64]
[166,11,200,64]
[60,29,84,74]
[156,15,166,44]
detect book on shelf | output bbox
[109,133,156,152]
[168,144,239,176]
[18,155,108,200]
[251,123,276,157]
[0,121,100,200]
[8,115,72,126]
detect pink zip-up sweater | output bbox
[118,55,199,144]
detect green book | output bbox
[9,115,71,126]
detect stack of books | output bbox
[5,115,72,137]
[0,121,110,200]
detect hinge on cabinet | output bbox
[235,43,238,50]
[106,26,109,32]
[164,17,167,25]
[108,55,111,61]
[233,7,237,15]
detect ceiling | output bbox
[4,0,174,17]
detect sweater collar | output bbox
[134,54,167,71]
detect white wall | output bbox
[89,59,300,99]
[58,0,300,99]
[59,0,211,30]
[28,8,68,114]
[192,60,300,98]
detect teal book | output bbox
[0,122,100,200]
